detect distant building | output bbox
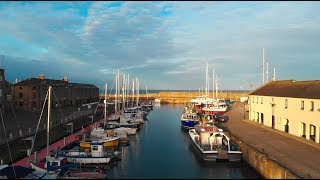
[0,68,12,113]
[249,80,320,144]
[11,75,99,111]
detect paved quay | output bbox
[220,101,320,179]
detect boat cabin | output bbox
[194,125,230,151]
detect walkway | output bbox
[221,102,320,179]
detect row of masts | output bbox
[200,63,219,99]
[107,69,149,114]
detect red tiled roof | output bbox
[249,80,320,99]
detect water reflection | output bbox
[108,104,261,179]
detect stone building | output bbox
[11,75,99,111]
[249,80,320,144]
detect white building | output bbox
[249,80,320,144]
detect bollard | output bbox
[19,130,22,137]
[9,133,12,139]
[64,137,66,146]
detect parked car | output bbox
[215,115,227,122]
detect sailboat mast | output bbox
[136,78,139,107]
[212,68,214,99]
[114,75,118,114]
[122,74,125,110]
[127,74,130,108]
[146,85,148,104]
[132,79,135,108]
[205,63,208,97]
[46,86,52,167]
[104,83,107,126]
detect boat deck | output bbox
[13,114,112,168]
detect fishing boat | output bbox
[188,125,242,162]
[58,141,115,165]
[180,106,200,129]
[201,102,228,115]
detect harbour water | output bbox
[107,104,261,179]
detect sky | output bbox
[1,1,320,91]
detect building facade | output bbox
[249,80,320,144]
[11,75,99,111]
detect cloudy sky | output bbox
[1,1,320,91]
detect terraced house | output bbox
[249,80,320,144]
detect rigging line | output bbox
[0,109,16,179]
[30,90,48,155]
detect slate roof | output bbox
[249,80,320,99]
[13,78,98,89]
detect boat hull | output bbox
[188,129,242,162]
[181,120,197,129]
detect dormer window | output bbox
[301,101,304,110]
[311,101,314,111]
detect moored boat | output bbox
[188,125,242,162]
[180,106,200,129]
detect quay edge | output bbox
[228,132,300,179]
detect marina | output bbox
[1,1,320,179]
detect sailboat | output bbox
[30,86,80,174]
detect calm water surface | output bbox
[108,104,261,179]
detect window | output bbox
[92,146,98,151]
[252,96,254,103]
[301,101,304,110]
[19,101,23,107]
[272,98,274,102]
[261,97,263,104]
[19,93,23,98]
[311,101,314,111]
[285,99,288,109]
[257,97,259,104]
[32,93,36,99]
[32,86,36,90]
[19,86,22,90]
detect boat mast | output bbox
[104,83,107,127]
[205,63,208,97]
[266,62,269,82]
[46,86,52,172]
[117,69,120,113]
[114,74,118,114]
[136,78,139,107]
[122,74,125,111]
[127,74,130,108]
[215,76,218,99]
[132,79,135,108]
[212,67,214,99]
[146,85,148,105]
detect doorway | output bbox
[271,116,275,129]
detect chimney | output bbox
[63,76,69,82]
[38,74,45,80]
